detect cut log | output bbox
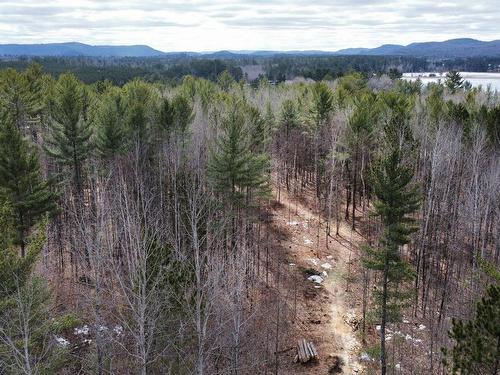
[297,340,305,362]
[301,339,309,363]
[309,341,319,359]
[299,339,310,363]
[296,339,318,364]
[305,341,314,359]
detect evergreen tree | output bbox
[363,147,419,375]
[208,105,270,207]
[280,99,298,139]
[217,70,235,92]
[159,96,175,135]
[445,71,464,93]
[95,88,126,159]
[308,81,334,130]
[346,92,379,228]
[0,68,27,130]
[0,207,53,374]
[247,105,268,152]
[443,283,500,375]
[264,101,276,135]
[171,94,194,135]
[45,73,92,202]
[308,81,334,197]
[0,112,55,257]
[122,80,158,148]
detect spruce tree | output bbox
[45,73,92,202]
[363,147,419,375]
[0,112,55,257]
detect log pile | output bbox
[294,339,318,363]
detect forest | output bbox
[1,54,500,85]
[0,63,498,375]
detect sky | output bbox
[0,0,498,52]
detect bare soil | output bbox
[267,186,366,374]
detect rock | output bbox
[307,275,324,284]
[360,352,373,361]
[113,325,123,336]
[55,336,70,347]
[74,325,90,335]
[308,258,319,266]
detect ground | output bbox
[267,186,366,374]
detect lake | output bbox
[402,72,500,92]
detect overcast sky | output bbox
[0,0,498,51]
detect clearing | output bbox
[268,186,366,374]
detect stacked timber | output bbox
[295,339,318,363]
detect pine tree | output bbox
[363,147,419,375]
[172,94,194,134]
[45,73,92,202]
[208,105,270,207]
[122,80,158,148]
[309,81,334,130]
[217,70,235,92]
[0,64,46,136]
[280,99,298,139]
[308,82,334,197]
[0,206,52,374]
[443,283,500,375]
[159,96,175,135]
[0,112,55,257]
[247,105,268,152]
[95,88,126,159]
[445,71,464,93]
[346,92,379,228]
[0,195,45,305]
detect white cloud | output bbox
[0,0,497,51]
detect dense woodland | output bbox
[1,55,500,85]
[0,63,499,374]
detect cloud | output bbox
[0,0,497,51]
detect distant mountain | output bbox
[0,42,166,57]
[1,38,499,58]
[334,38,500,57]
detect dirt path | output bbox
[271,187,365,374]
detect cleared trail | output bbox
[271,186,365,374]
